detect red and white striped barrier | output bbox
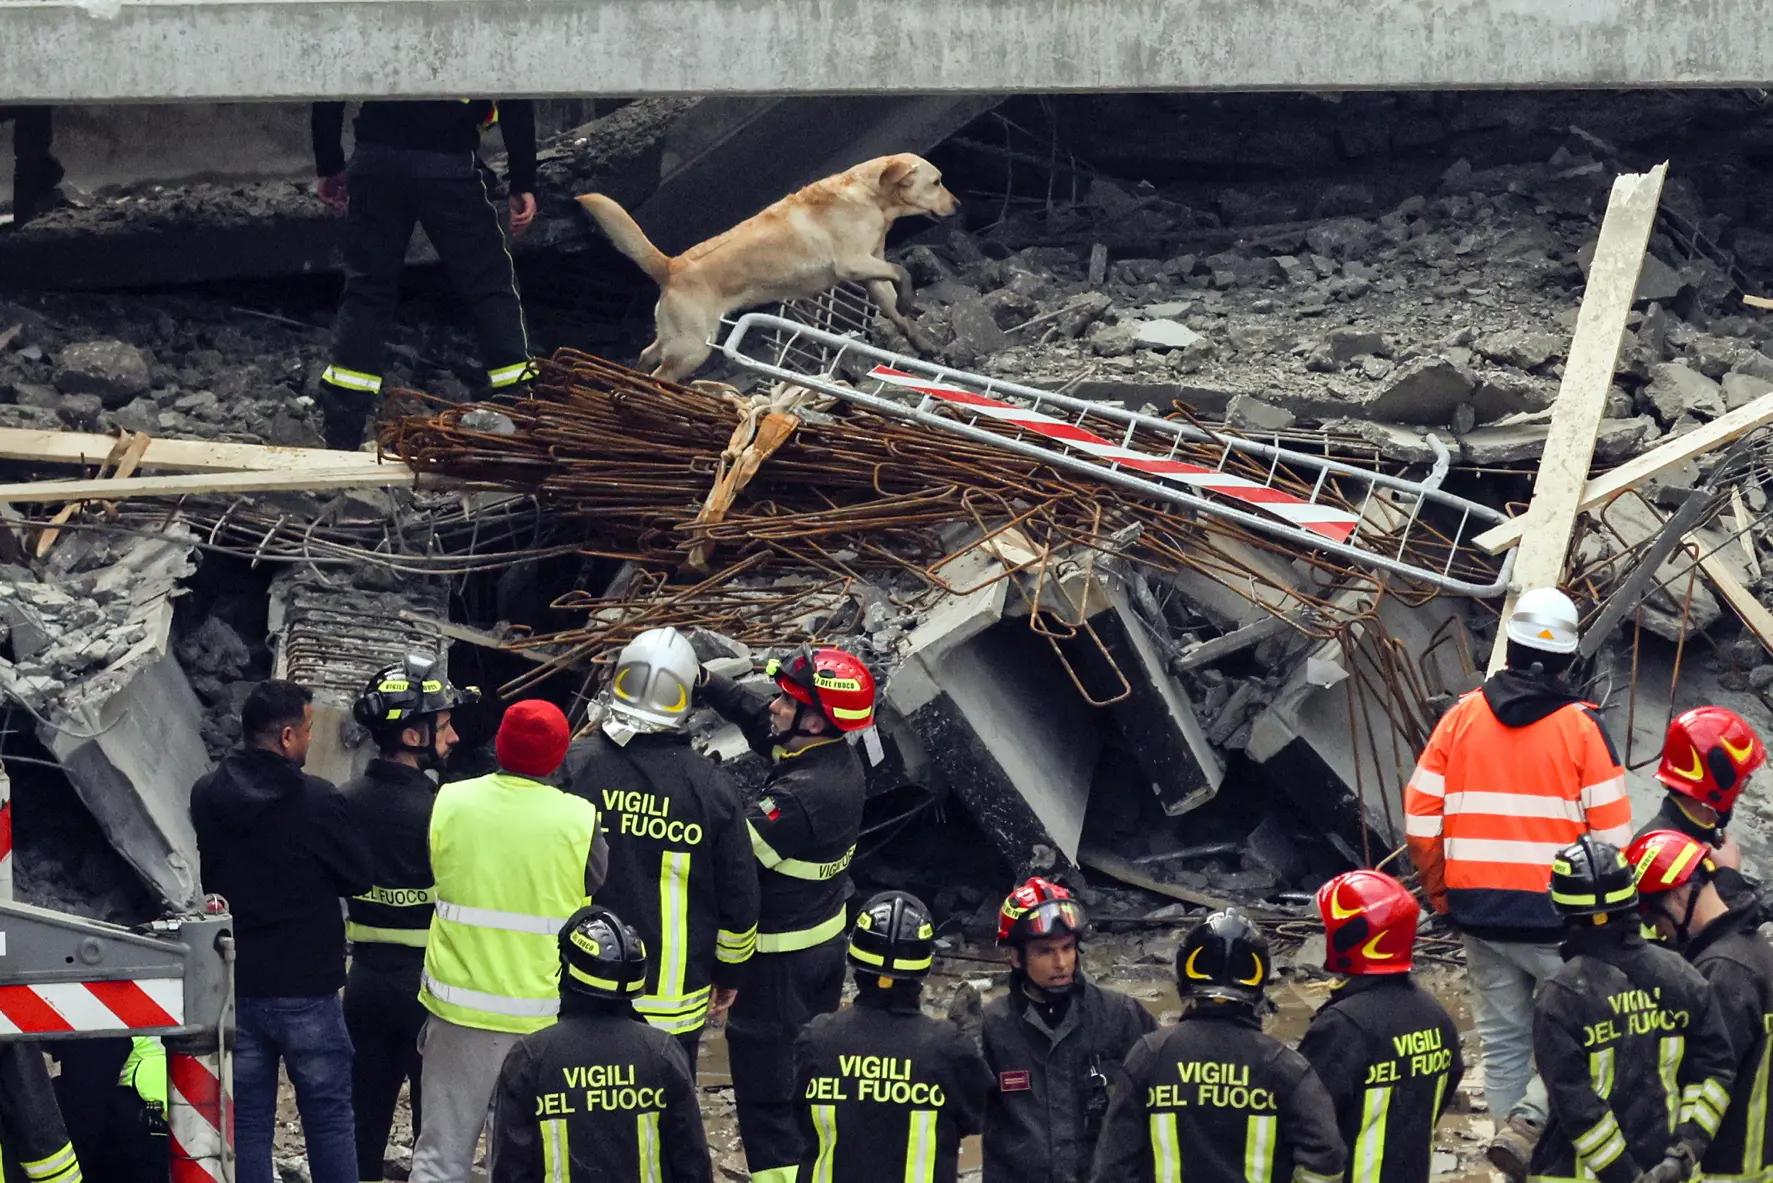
[868,366,1362,544]
[0,978,183,1034]
[0,772,13,903]
[170,1049,232,1183]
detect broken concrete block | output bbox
[1722,371,1773,411]
[1643,362,1726,424]
[1460,417,1655,466]
[1225,394,1297,432]
[1304,217,1376,260]
[1365,357,1476,426]
[1474,329,1564,370]
[54,339,152,408]
[1471,373,1557,423]
[1132,320,1204,351]
[943,298,1011,365]
[1319,419,1442,464]
[1052,292,1113,338]
[1324,327,1392,363]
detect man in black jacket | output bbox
[341,657,471,1183]
[562,627,758,1074]
[698,647,872,1183]
[1298,870,1462,1183]
[190,680,372,1183]
[1528,835,1735,1183]
[489,905,711,1183]
[1091,909,1345,1183]
[792,891,992,1183]
[309,98,539,449]
[979,877,1154,1183]
[1629,828,1773,1183]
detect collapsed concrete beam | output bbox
[8,0,1773,103]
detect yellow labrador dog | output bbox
[577,153,959,382]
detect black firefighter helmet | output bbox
[848,891,936,981]
[1177,908,1270,1006]
[1550,834,1639,922]
[558,905,648,1001]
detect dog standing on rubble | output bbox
[576,153,959,382]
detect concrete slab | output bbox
[6,0,1773,102]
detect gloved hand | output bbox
[946,981,985,1054]
[1634,1143,1696,1183]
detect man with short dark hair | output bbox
[190,679,372,1183]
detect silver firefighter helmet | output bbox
[603,627,700,733]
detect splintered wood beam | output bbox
[0,427,387,473]
[1486,163,1667,675]
[0,464,417,503]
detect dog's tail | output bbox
[575,193,672,287]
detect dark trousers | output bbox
[329,150,531,391]
[342,959,425,1182]
[2,107,59,224]
[677,1027,703,1083]
[726,937,847,1177]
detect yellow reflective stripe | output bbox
[1151,1112,1182,1183]
[1432,1072,1449,1121]
[487,361,536,388]
[756,908,848,954]
[636,985,714,1034]
[541,1117,567,1183]
[321,365,382,393]
[1703,1077,1732,1115]
[717,925,757,964]
[1293,1173,1341,1183]
[347,922,430,948]
[1586,1132,1627,1171]
[851,945,886,966]
[1745,1039,1771,1175]
[904,1109,937,1183]
[20,1144,80,1183]
[636,1008,710,1035]
[352,884,435,907]
[422,970,559,1018]
[829,704,872,720]
[1247,1113,1276,1183]
[810,1105,839,1183]
[1603,885,1637,904]
[637,1110,662,1183]
[658,851,691,1003]
[748,822,856,881]
[1351,1086,1391,1183]
[752,1172,799,1183]
[1590,1048,1616,1100]
[1551,892,1599,908]
[1660,1036,1684,1134]
[1572,1110,1620,1155]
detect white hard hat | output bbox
[604,627,700,732]
[1505,587,1580,655]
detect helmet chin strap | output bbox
[397,717,441,771]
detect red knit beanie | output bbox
[496,700,571,778]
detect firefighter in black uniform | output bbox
[309,98,539,449]
[1628,828,1773,1182]
[792,891,992,1183]
[1091,909,1346,1183]
[1529,835,1736,1183]
[0,1044,82,1183]
[489,905,712,1183]
[979,876,1155,1183]
[562,627,759,1072]
[698,646,873,1183]
[1297,870,1462,1183]
[342,655,473,1183]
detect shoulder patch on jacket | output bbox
[999,1069,1031,1092]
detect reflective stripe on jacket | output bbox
[421,771,599,1034]
[1405,685,1630,934]
[1685,900,1773,1182]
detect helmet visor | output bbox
[1022,899,1085,938]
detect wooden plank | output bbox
[1486,163,1668,675]
[1745,295,1773,311]
[1473,391,1773,553]
[0,464,416,503]
[1733,486,1764,581]
[35,430,153,557]
[1694,540,1773,657]
[0,427,385,473]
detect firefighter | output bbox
[792,891,992,1183]
[410,700,607,1183]
[1297,870,1462,1183]
[979,876,1155,1183]
[1627,828,1773,1182]
[1528,835,1735,1183]
[1403,586,1631,1173]
[0,1044,82,1183]
[309,98,538,449]
[489,905,712,1183]
[1090,909,1346,1183]
[342,655,475,1182]
[698,646,873,1183]
[1636,706,1764,859]
[562,627,759,1072]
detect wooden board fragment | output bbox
[0,463,416,504]
[1485,163,1668,674]
[1693,540,1773,657]
[0,427,385,474]
[35,430,153,556]
[1473,391,1773,554]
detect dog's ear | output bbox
[879,157,917,188]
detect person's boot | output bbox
[1486,1114,1542,1183]
[315,381,375,452]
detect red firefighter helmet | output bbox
[996,877,1087,946]
[1656,706,1766,814]
[1626,829,1713,898]
[1316,869,1418,976]
[766,646,876,733]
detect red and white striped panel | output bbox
[0,780,13,903]
[0,978,182,1034]
[170,1049,231,1183]
[868,366,1361,544]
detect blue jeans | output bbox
[1462,933,1565,1123]
[236,995,358,1183]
